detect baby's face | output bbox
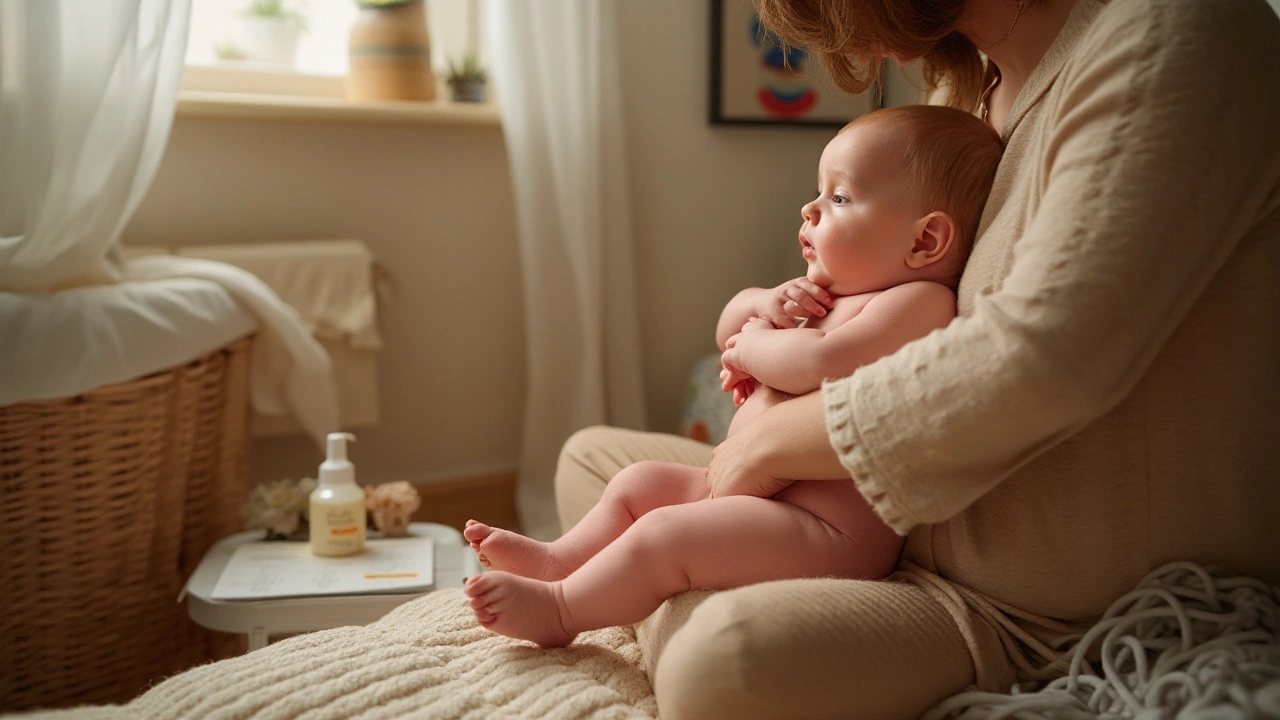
[799,123,921,296]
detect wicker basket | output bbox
[0,336,254,712]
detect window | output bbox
[184,0,485,96]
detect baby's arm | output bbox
[722,281,956,396]
[715,278,834,351]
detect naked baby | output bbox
[462,104,1004,647]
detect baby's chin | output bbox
[805,266,832,289]
[806,267,853,295]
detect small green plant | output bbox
[445,54,488,88]
[214,41,248,61]
[244,0,308,32]
[354,0,419,8]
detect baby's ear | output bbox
[906,212,957,269]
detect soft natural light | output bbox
[186,0,481,78]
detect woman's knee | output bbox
[557,426,620,486]
[654,579,976,720]
[555,426,622,532]
[654,590,756,720]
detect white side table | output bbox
[184,522,481,651]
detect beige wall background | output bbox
[124,0,922,488]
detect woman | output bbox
[553,0,1280,717]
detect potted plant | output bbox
[232,0,308,67]
[446,54,488,103]
[347,0,435,101]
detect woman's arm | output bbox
[707,390,846,500]
[708,0,1280,531]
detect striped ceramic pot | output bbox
[347,0,436,101]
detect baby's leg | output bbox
[464,461,709,581]
[465,495,874,646]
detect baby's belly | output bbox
[725,382,791,437]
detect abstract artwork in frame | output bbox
[710,0,880,127]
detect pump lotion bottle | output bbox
[310,432,367,557]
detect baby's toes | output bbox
[463,522,492,544]
[465,574,501,599]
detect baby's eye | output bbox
[831,194,848,205]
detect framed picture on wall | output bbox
[709,0,880,127]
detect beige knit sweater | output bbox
[822,0,1280,687]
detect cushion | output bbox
[12,590,657,720]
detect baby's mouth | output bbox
[800,234,817,260]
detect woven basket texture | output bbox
[0,336,254,713]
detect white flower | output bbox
[241,477,314,538]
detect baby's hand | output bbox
[720,317,772,401]
[719,368,754,406]
[755,278,833,329]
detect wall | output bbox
[125,2,922,487]
[617,0,923,432]
[125,119,525,485]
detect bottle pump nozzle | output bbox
[326,432,355,462]
[319,432,357,486]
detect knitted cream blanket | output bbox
[20,589,657,720]
[14,564,1277,720]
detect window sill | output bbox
[175,90,501,127]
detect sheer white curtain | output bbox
[0,0,191,292]
[488,0,647,539]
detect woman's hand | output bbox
[706,391,851,499]
[754,277,833,329]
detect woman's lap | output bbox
[554,426,977,719]
[655,577,975,720]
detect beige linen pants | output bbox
[554,426,978,720]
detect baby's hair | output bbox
[842,105,1003,264]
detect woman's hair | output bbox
[845,105,1004,265]
[754,0,1011,113]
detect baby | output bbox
[463,104,1004,647]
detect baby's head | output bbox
[799,104,1003,295]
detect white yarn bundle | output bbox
[925,562,1280,720]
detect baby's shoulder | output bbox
[873,280,956,308]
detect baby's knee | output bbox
[619,506,688,559]
[607,460,667,492]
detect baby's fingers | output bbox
[786,288,827,318]
[795,279,835,309]
[720,369,735,392]
[767,310,798,329]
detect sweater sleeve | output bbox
[824,0,1280,534]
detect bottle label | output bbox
[312,503,366,552]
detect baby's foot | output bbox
[464,572,576,648]
[463,520,569,581]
